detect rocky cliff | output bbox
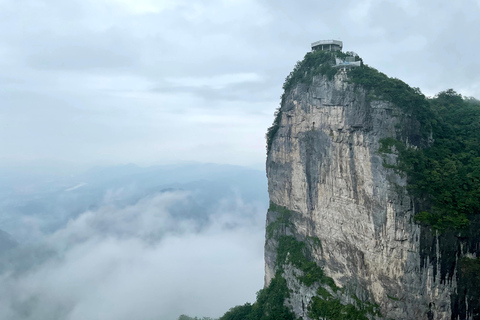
[263,52,479,320]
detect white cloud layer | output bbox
[0,191,266,320]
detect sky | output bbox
[2,1,480,319]
[1,0,480,168]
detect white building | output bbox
[311,40,343,52]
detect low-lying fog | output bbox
[0,163,268,320]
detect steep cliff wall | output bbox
[264,61,475,319]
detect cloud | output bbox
[103,0,178,15]
[0,191,266,320]
[166,73,263,90]
[1,0,480,167]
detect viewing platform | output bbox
[311,40,343,52]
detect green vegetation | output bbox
[309,293,380,320]
[282,51,338,96]
[266,202,295,239]
[352,63,480,315]
[459,257,480,282]
[346,60,480,232]
[386,295,400,301]
[219,304,253,320]
[348,65,433,135]
[457,257,480,315]
[218,268,297,320]
[267,202,293,217]
[244,276,297,320]
[275,236,334,288]
[266,108,283,153]
[378,90,480,231]
[307,236,323,250]
[275,235,380,319]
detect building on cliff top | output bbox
[311,40,360,68]
[311,39,342,51]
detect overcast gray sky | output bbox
[1,0,480,168]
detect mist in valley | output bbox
[0,163,267,320]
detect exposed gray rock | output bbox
[265,70,454,319]
[283,263,319,320]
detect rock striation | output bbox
[265,66,472,319]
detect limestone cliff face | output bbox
[265,70,455,319]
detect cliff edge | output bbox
[264,51,479,320]
[219,50,480,320]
